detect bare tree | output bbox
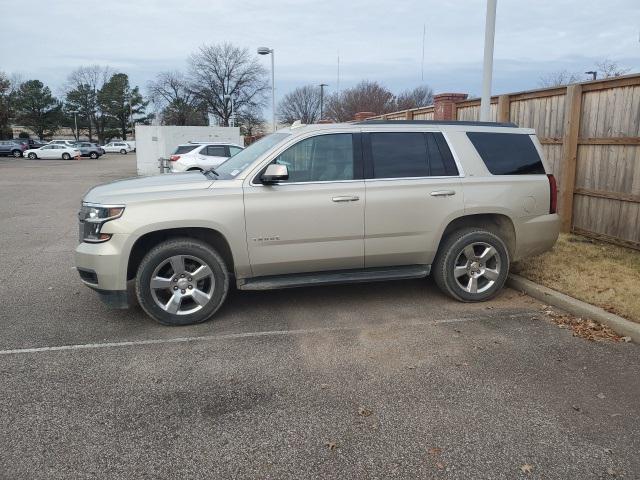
[64,65,113,141]
[325,80,395,122]
[595,58,630,78]
[188,43,269,126]
[277,85,321,124]
[147,71,206,126]
[538,70,582,88]
[236,105,266,137]
[395,85,434,110]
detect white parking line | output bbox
[0,313,531,356]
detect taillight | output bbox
[170,155,180,161]
[547,174,557,214]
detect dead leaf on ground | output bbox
[358,406,373,417]
[325,441,337,451]
[597,392,606,399]
[520,463,533,474]
[435,462,446,470]
[572,405,581,412]
[621,336,631,343]
[320,384,329,389]
[543,309,623,342]
[427,447,442,455]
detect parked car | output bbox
[25,144,81,160]
[102,141,133,154]
[126,141,136,152]
[75,120,560,326]
[0,140,27,157]
[48,140,78,148]
[73,142,103,159]
[169,142,244,172]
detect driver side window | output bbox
[272,134,354,183]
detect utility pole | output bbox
[421,23,426,81]
[480,0,497,121]
[319,83,328,121]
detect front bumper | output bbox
[75,233,129,292]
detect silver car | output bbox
[76,120,560,325]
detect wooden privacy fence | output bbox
[368,74,640,250]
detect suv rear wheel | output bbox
[135,238,230,325]
[119,148,127,155]
[90,152,98,159]
[433,228,509,302]
[12,149,22,158]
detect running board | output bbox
[238,265,430,291]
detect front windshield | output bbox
[215,133,290,180]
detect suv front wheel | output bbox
[135,238,230,325]
[433,228,509,302]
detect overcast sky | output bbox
[2,0,639,110]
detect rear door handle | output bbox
[332,195,360,202]
[430,190,456,197]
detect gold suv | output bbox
[76,120,559,325]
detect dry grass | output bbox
[512,233,640,324]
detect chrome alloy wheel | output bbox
[150,255,215,315]
[453,242,501,294]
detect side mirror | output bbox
[261,164,289,184]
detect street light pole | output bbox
[72,111,78,140]
[480,0,497,121]
[258,47,276,132]
[224,94,235,127]
[319,83,328,121]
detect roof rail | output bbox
[354,120,518,127]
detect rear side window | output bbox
[173,145,197,155]
[204,145,227,157]
[368,132,458,178]
[467,132,545,175]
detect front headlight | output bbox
[78,203,125,243]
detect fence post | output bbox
[405,110,414,120]
[497,95,510,122]
[559,84,583,232]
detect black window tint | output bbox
[467,132,545,175]
[370,132,428,178]
[205,145,226,157]
[173,145,197,154]
[273,134,353,183]
[426,132,459,176]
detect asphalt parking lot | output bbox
[0,154,639,479]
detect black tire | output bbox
[27,153,37,159]
[90,152,98,159]
[119,149,127,155]
[62,153,71,160]
[433,228,509,302]
[135,238,230,326]
[12,150,22,158]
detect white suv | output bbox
[76,120,560,326]
[102,142,133,154]
[169,142,244,173]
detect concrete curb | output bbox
[507,274,639,344]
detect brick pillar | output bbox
[433,93,468,121]
[354,111,377,121]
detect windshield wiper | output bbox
[203,168,219,179]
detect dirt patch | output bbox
[512,233,640,324]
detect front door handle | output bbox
[332,195,360,202]
[430,190,456,197]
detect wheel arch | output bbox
[127,227,235,281]
[437,213,516,260]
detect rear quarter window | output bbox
[173,145,198,155]
[466,132,545,175]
